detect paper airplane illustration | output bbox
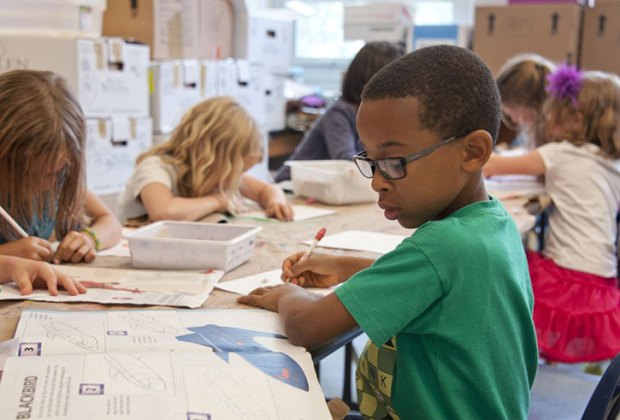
[176,325,309,391]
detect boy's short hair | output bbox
[362,45,501,143]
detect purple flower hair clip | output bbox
[546,63,584,108]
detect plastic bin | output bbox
[0,0,107,38]
[286,160,376,205]
[126,222,262,271]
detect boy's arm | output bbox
[85,190,122,249]
[238,285,358,348]
[139,182,227,221]
[483,150,546,177]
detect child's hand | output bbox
[52,231,97,264]
[265,200,294,221]
[281,252,341,288]
[0,236,53,261]
[214,193,230,213]
[237,284,300,312]
[1,256,87,296]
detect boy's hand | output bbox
[237,284,299,312]
[281,252,341,288]
[2,256,87,296]
[0,236,53,261]
[52,231,97,264]
[265,200,294,221]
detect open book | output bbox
[0,309,330,419]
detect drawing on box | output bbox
[176,325,309,391]
[198,367,269,419]
[104,354,167,392]
[121,313,179,334]
[43,321,100,351]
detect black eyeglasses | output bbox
[353,133,467,180]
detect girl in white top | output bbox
[485,66,620,363]
[118,97,293,223]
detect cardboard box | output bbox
[150,60,202,134]
[412,25,471,49]
[473,4,583,75]
[0,0,106,38]
[344,3,413,43]
[103,0,234,59]
[235,14,295,74]
[0,36,149,118]
[86,117,153,195]
[581,5,620,73]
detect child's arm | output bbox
[239,174,293,221]
[238,285,358,347]
[139,183,228,221]
[0,237,53,261]
[52,191,122,264]
[0,255,86,296]
[484,150,546,178]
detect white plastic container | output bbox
[286,160,376,205]
[126,222,262,271]
[0,0,107,38]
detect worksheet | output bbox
[0,266,223,308]
[485,175,545,199]
[306,230,407,254]
[238,204,337,222]
[216,269,335,296]
[0,309,331,419]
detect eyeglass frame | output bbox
[352,133,469,180]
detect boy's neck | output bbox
[436,175,489,220]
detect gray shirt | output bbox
[275,99,361,181]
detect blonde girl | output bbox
[496,54,556,148]
[0,70,122,264]
[485,66,620,363]
[117,97,292,223]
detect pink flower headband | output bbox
[546,63,584,108]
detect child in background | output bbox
[0,255,86,296]
[497,54,556,149]
[485,66,620,363]
[274,41,404,182]
[240,46,537,418]
[0,70,122,264]
[117,97,292,223]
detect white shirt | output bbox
[117,156,178,223]
[538,141,620,277]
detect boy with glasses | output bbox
[239,45,537,419]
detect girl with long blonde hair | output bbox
[0,70,122,264]
[485,67,620,363]
[118,96,292,223]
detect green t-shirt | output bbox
[335,198,538,419]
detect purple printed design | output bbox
[546,63,584,108]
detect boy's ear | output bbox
[461,130,493,172]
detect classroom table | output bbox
[0,197,535,345]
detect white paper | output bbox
[0,338,18,372]
[216,269,335,296]
[306,230,407,254]
[238,204,336,221]
[0,266,223,308]
[0,309,331,419]
[485,175,545,199]
[97,238,131,257]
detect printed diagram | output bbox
[104,354,167,392]
[121,313,179,334]
[196,367,270,419]
[43,320,100,351]
[176,325,309,391]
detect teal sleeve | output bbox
[335,239,445,346]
